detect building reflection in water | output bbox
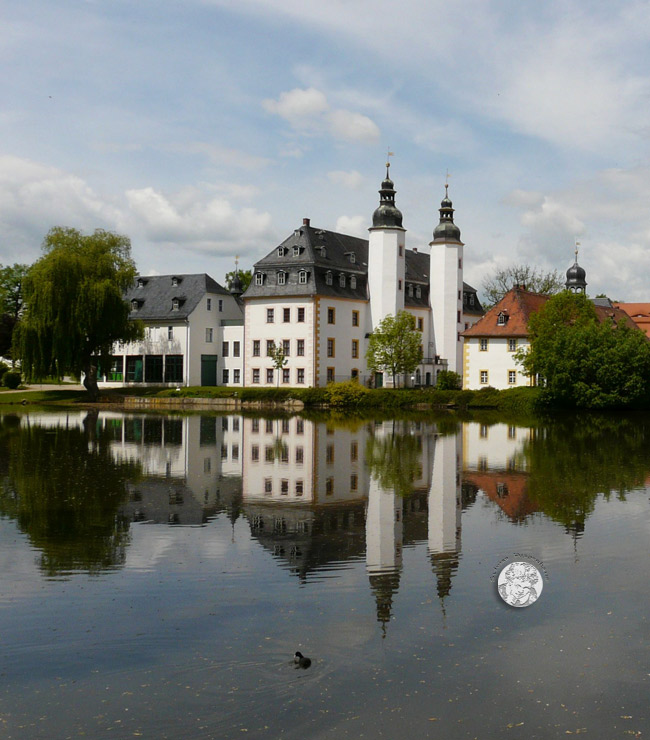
[16,412,537,633]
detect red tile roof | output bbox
[613,303,650,338]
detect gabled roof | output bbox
[244,221,479,309]
[463,288,641,338]
[124,274,231,320]
[462,288,549,337]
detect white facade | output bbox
[367,226,406,328]
[430,241,463,374]
[462,336,531,390]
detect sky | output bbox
[3,0,650,301]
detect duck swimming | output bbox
[294,651,311,669]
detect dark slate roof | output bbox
[125,274,231,321]
[244,222,480,310]
[463,282,484,316]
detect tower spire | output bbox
[371,159,403,229]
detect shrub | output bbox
[3,371,21,389]
[0,363,9,381]
[325,379,370,407]
[436,370,462,390]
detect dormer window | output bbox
[497,311,509,326]
[171,276,182,287]
[319,246,327,258]
[346,251,356,264]
[298,270,308,285]
[339,274,346,288]
[136,278,147,289]
[131,299,141,311]
[277,271,286,286]
[172,298,180,311]
[255,272,264,286]
[293,246,300,257]
[278,246,287,257]
[325,271,333,286]
[350,276,357,289]
[469,294,475,306]
[415,286,421,299]
[408,284,414,297]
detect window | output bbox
[470,294,475,306]
[281,480,289,495]
[298,270,307,284]
[251,445,259,462]
[282,368,290,384]
[508,425,516,439]
[399,245,403,256]
[164,355,183,383]
[172,298,180,311]
[508,370,517,385]
[266,368,274,384]
[479,338,488,351]
[326,444,334,464]
[327,367,334,383]
[266,420,273,433]
[283,307,290,322]
[458,258,462,269]
[350,474,358,491]
[266,308,274,323]
[282,339,290,356]
[255,272,264,286]
[253,340,260,357]
[480,424,488,438]
[350,276,357,289]
[339,274,346,288]
[326,477,334,495]
[277,271,286,286]
[207,298,212,311]
[417,318,423,331]
[296,419,304,434]
[350,441,358,461]
[408,284,413,297]
[252,368,260,383]
[508,338,517,352]
[352,310,359,327]
[251,418,260,432]
[266,340,274,356]
[295,480,304,496]
[416,286,421,298]
[398,279,402,291]
[167,326,173,340]
[327,338,335,357]
[352,339,359,359]
[278,246,286,256]
[497,312,508,326]
[480,370,488,384]
[297,339,305,356]
[222,369,229,383]
[145,355,163,383]
[293,245,300,257]
[222,341,229,357]
[297,368,305,384]
[327,307,335,324]
[137,278,146,288]
[296,446,304,464]
[264,478,272,494]
[232,444,239,461]
[233,369,240,384]
[326,271,333,286]
[233,418,239,432]
[171,276,179,287]
[233,341,240,357]
[218,300,223,312]
[297,307,305,322]
[205,328,213,343]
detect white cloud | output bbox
[262,87,380,143]
[335,215,367,237]
[328,170,363,189]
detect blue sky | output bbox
[3,0,650,300]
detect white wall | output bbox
[463,336,530,390]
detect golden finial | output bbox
[574,239,580,260]
[386,148,394,176]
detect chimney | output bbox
[413,247,418,253]
[303,218,310,227]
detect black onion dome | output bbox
[566,262,586,282]
[230,271,243,296]
[432,185,461,242]
[372,165,403,228]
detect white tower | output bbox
[367,163,406,331]
[429,185,464,375]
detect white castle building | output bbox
[243,167,483,388]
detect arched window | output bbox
[325,271,333,286]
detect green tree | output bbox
[481,264,564,309]
[436,370,462,390]
[269,341,287,387]
[15,227,143,398]
[365,422,423,498]
[366,311,422,387]
[519,291,650,408]
[0,263,29,358]
[225,269,252,293]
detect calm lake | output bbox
[0,409,647,739]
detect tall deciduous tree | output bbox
[366,311,423,388]
[519,291,650,408]
[269,341,287,387]
[15,227,143,398]
[0,263,29,358]
[481,264,564,309]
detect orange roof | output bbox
[613,303,650,338]
[462,288,549,337]
[462,288,641,339]
[464,471,538,522]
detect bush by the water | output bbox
[3,371,21,389]
[325,380,370,407]
[436,370,462,390]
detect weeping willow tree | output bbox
[16,227,143,398]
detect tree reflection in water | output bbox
[0,412,140,576]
